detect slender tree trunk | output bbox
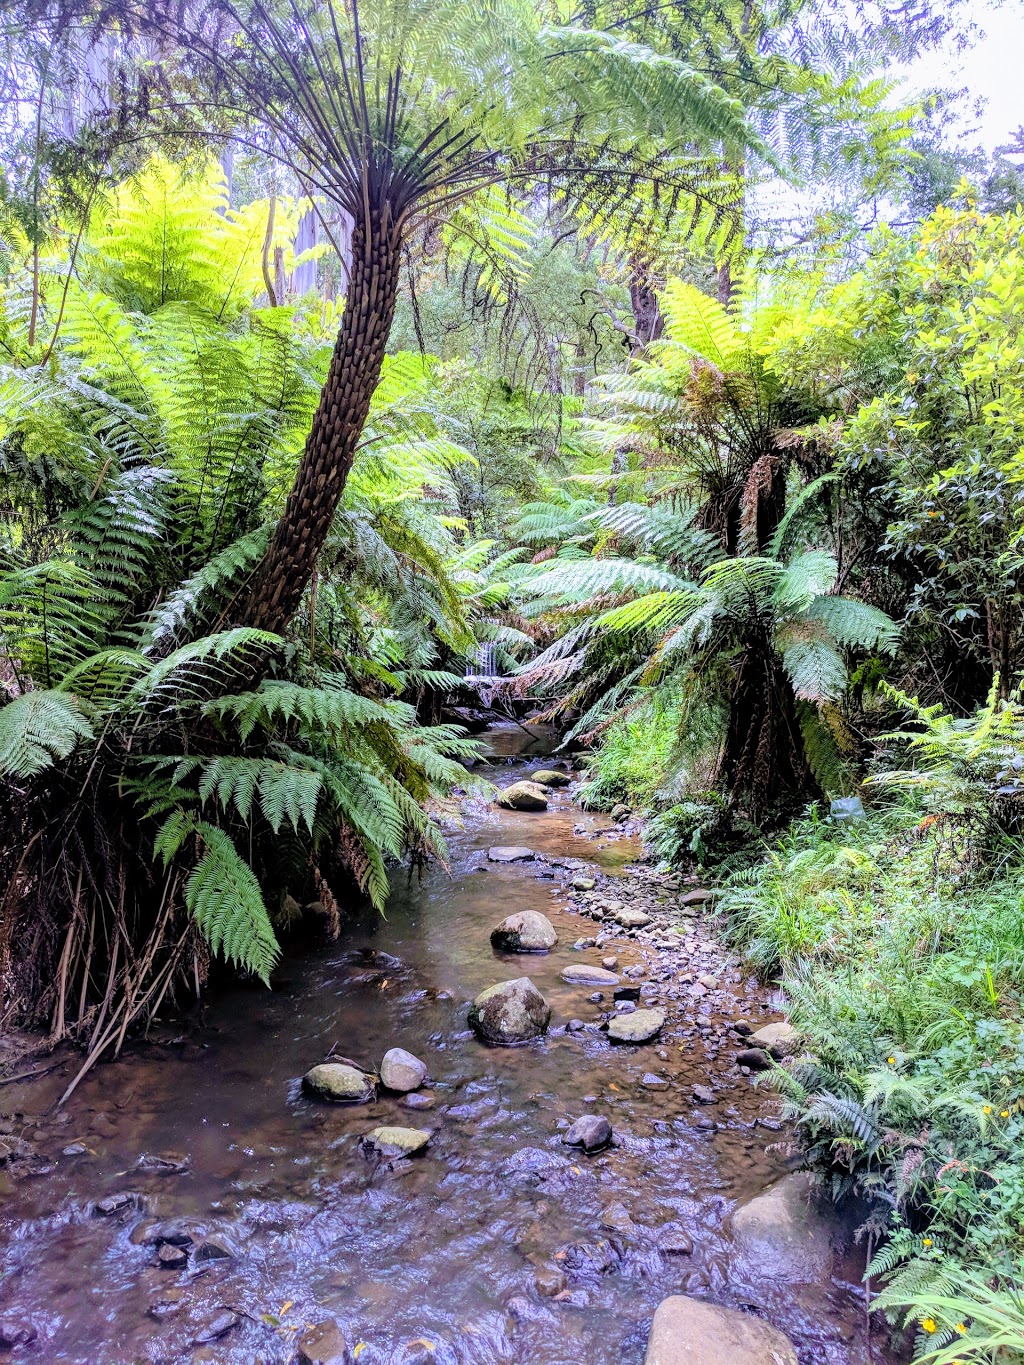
[627,253,665,355]
[242,206,403,635]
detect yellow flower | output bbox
[922,1319,937,1334]
[922,1237,933,1247]
[983,1105,993,1114]
[1002,1110,1010,1118]
[956,1323,967,1334]
[888,1056,896,1065]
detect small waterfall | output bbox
[468,640,497,679]
[465,631,500,704]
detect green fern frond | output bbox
[0,690,95,777]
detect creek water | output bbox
[0,725,891,1364]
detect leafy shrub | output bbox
[646,792,728,863]
[576,693,681,811]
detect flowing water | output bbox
[0,726,893,1364]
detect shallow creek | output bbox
[0,725,892,1364]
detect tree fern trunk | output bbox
[241,205,403,635]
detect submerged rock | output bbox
[563,1114,612,1152]
[157,1242,188,1269]
[302,1062,376,1104]
[469,977,551,1045]
[730,1172,836,1284]
[491,911,558,953]
[531,769,571,787]
[495,781,549,812]
[379,1047,428,1093]
[0,1321,36,1350]
[194,1311,240,1345]
[560,964,619,987]
[644,1296,797,1365]
[487,845,536,863]
[297,1320,353,1364]
[362,1126,431,1158]
[607,1008,665,1043]
[93,1192,137,1217]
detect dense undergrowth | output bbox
[712,692,1024,1362]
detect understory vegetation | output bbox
[3,0,1024,1353]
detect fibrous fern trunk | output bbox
[242,205,403,635]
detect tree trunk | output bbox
[241,207,403,635]
[628,254,665,355]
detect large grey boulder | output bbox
[644,1296,797,1365]
[607,1008,665,1043]
[730,1172,835,1284]
[491,911,558,953]
[469,977,551,1045]
[495,781,549,812]
[302,1062,375,1104]
[379,1047,427,1093]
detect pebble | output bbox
[157,1243,188,1269]
[692,1085,716,1105]
[401,1092,435,1111]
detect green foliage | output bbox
[720,748,1024,1358]
[577,693,682,812]
[0,160,480,1031]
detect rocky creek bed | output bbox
[0,724,897,1364]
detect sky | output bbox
[904,1,1024,153]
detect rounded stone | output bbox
[297,1321,352,1364]
[491,911,558,953]
[749,1021,798,1054]
[563,1114,612,1152]
[530,769,571,787]
[487,846,536,863]
[644,1295,797,1365]
[362,1126,431,1158]
[615,907,652,929]
[495,781,549,812]
[379,1047,427,1093]
[468,977,551,1045]
[560,964,620,987]
[607,1008,665,1043]
[302,1062,376,1104]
